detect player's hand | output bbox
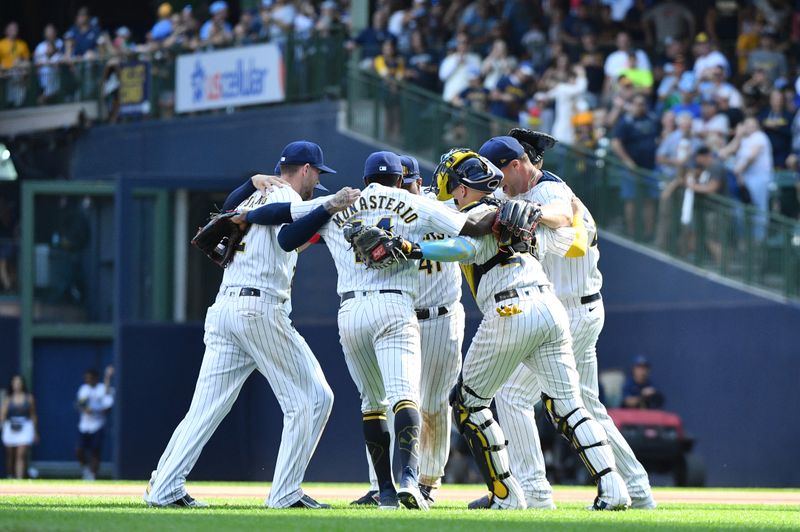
[230,211,250,231]
[251,174,289,197]
[324,187,360,214]
[104,365,114,380]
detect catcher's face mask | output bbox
[433,149,504,200]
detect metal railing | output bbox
[0,30,348,116]
[345,68,800,300]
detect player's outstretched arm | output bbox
[416,237,477,262]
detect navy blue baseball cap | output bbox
[633,355,650,367]
[364,151,402,179]
[273,162,329,192]
[278,141,336,174]
[478,136,526,169]
[400,155,421,184]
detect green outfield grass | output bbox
[0,481,798,532]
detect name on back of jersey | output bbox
[331,195,419,227]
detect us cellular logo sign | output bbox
[176,44,285,113]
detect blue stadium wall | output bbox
[21,102,795,487]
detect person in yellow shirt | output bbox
[0,22,31,69]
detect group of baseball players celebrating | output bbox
[142,128,657,512]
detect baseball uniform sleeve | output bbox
[536,225,580,259]
[529,182,571,205]
[414,194,468,236]
[289,195,329,219]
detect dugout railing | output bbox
[345,67,800,301]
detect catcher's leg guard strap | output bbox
[450,385,514,499]
[541,393,615,483]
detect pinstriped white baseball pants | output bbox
[496,300,652,500]
[337,292,421,413]
[146,292,333,508]
[365,301,464,490]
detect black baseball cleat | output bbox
[289,495,331,509]
[378,488,399,510]
[468,495,491,510]
[350,490,380,506]
[419,484,435,506]
[167,494,209,508]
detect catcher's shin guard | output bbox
[449,384,524,508]
[541,394,630,509]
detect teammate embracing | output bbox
[144,141,359,509]
[366,150,631,510]
[479,132,656,510]
[351,155,466,506]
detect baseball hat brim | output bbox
[314,183,330,192]
[315,163,336,174]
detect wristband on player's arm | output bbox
[222,178,257,211]
[277,205,332,251]
[417,237,476,262]
[564,213,587,258]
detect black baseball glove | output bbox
[191,211,246,268]
[508,128,558,163]
[492,199,543,251]
[343,223,420,269]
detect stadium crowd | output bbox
[0,0,799,292]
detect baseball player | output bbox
[239,150,497,510]
[351,155,466,506]
[385,150,631,510]
[479,134,656,509]
[144,141,359,509]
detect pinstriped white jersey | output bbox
[291,183,468,298]
[222,186,301,301]
[459,202,576,313]
[415,192,462,308]
[521,181,603,301]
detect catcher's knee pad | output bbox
[450,384,515,500]
[541,393,616,484]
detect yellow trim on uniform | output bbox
[564,215,587,258]
[393,400,419,414]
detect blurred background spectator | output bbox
[76,366,114,481]
[623,356,665,409]
[1,375,38,479]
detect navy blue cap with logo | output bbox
[276,140,335,191]
[400,155,421,184]
[478,136,525,170]
[364,151,403,180]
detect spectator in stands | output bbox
[742,67,774,110]
[348,9,390,69]
[759,90,794,168]
[200,1,233,45]
[657,55,690,112]
[622,356,665,409]
[747,29,788,83]
[164,6,199,51]
[64,7,101,59]
[715,85,745,131]
[454,67,489,113]
[387,0,421,56]
[735,17,762,77]
[670,77,702,119]
[561,2,597,50]
[704,0,742,50]
[488,62,533,122]
[642,0,696,48]
[684,145,729,262]
[720,118,774,241]
[404,30,439,93]
[374,38,405,81]
[76,366,114,481]
[33,24,64,104]
[603,31,651,98]
[0,22,30,69]
[694,99,730,144]
[1,375,38,479]
[692,32,730,81]
[577,31,605,107]
[439,32,481,104]
[480,39,516,92]
[618,51,654,94]
[521,21,548,73]
[234,9,261,45]
[539,62,588,145]
[148,3,174,45]
[611,93,661,239]
[458,0,498,54]
[316,0,345,37]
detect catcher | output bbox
[351,150,631,511]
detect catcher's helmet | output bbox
[432,149,504,201]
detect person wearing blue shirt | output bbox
[149,3,174,43]
[200,1,233,44]
[622,356,664,409]
[64,7,101,58]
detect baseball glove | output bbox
[493,199,542,251]
[191,211,246,268]
[508,128,558,163]
[343,223,417,269]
